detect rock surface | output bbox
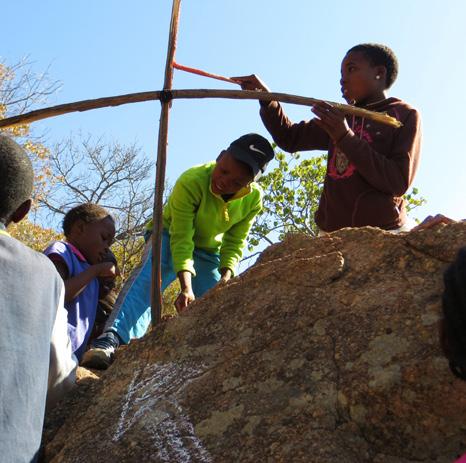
[42,224,466,462]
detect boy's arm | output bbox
[168,178,200,311]
[48,254,116,303]
[260,101,330,153]
[46,282,77,409]
[233,74,329,153]
[219,197,263,277]
[219,267,233,283]
[174,270,195,312]
[337,109,422,196]
[168,177,199,276]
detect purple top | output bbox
[44,241,99,360]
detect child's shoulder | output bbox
[385,97,420,119]
[179,161,216,181]
[44,240,70,256]
[373,97,419,131]
[44,240,86,267]
[239,182,263,206]
[2,234,62,280]
[249,181,264,197]
[174,162,216,194]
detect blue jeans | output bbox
[105,230,220,343]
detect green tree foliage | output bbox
[248,151,325,250]
[247,148,426,251]
[404,187,426,213]
[8,219,62,252]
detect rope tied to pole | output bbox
[159,89,174,104]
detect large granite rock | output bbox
[43,224,466,462]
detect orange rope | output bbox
[173,62,240,84]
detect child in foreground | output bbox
[235,43,422,232]
[82,133,274,369]
[44,203,117,361]
[0,135,76,463]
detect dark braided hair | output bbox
[0,135,34,225]
[63,203,113,237]
[347,43,399,89]
[442,247,466,380]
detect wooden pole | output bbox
[151,0,182,326]
[0,90,402,129]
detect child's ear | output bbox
[10,199,32,224]
[73,219,87,236]
[374,65,387,83]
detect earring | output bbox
[375,75,381,80]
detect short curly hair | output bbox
[0,135,34,225]
[63,203,113,237]
[347,43,399,89]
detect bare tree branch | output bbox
[41,134,155,277]
[0,58,61,116]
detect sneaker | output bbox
[81,331,121,370]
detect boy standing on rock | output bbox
[235,43,422,233]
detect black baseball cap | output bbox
[227,133,274,180]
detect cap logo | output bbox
[249,144,266,157]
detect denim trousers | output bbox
[105,229,220,343]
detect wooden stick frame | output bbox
[150,0,181,325]
[0,89,402,129]
[0,0,404,330]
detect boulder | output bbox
[42,224,466,462]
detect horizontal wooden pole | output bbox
[0,89,402,128]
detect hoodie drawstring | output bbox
[351,114,364,139]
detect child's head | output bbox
[0,135,34,226]
[341,43,399,105]
[212,133,274,195]
[63,203,115,265]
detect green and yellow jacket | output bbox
[147,162,263,276]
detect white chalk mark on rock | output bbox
[113,362,212,462]
[113,370,138,443]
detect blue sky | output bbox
[2,0,466,225]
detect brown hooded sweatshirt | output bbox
[259,97,422,232]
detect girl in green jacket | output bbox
[82,133,274,369]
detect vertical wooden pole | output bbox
[151,0,182,325]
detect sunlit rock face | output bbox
[43,224,466,463]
